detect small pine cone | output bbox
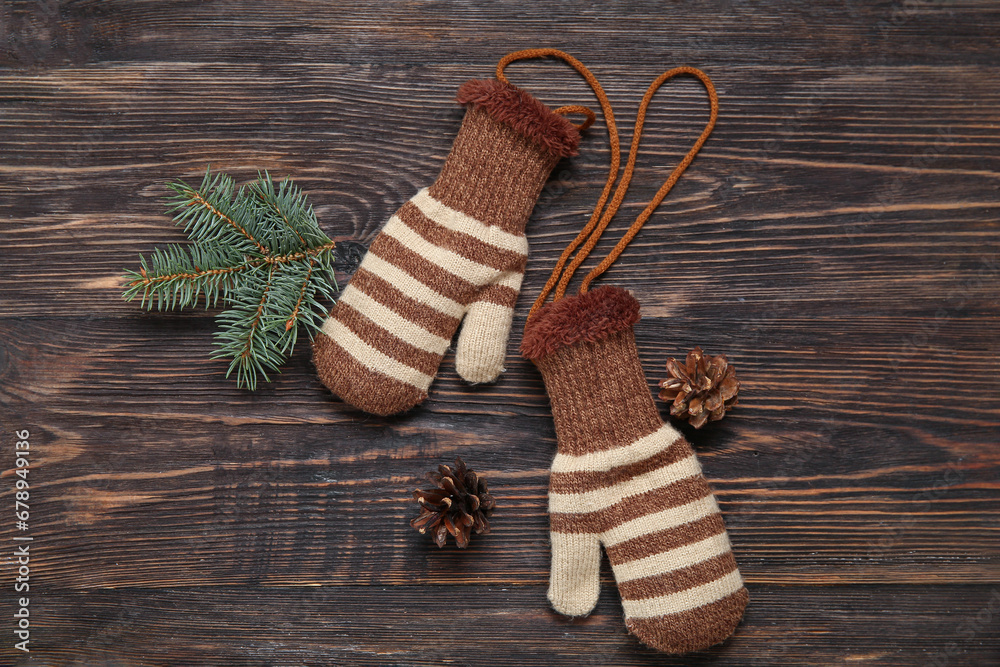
[410,457,495,549]
[658,347,740,429]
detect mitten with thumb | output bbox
[523,287,748,654]
[314,79,580,415]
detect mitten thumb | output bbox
[454,270,523,384]
[548,531,602,616]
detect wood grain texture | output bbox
[1,1,998,665]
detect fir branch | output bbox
[260,241,338,266]
[122,243,246,310]
[250,171,307,246]
[287,259,314,331]
[167,170,272,257]
[122,238,338,310]
[123,168,339,390]
[247,171,332,253]
[187,191,271,255]
[213,264,281,391]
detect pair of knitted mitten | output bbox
[313,51,748,655]
[313,79,580,415]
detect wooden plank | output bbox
[0,399,995,588]
[2,313,999,421]
[2,0,999,67]
[4,585,998,666]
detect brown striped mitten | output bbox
[521,286,748,654]
[314,79,581,416]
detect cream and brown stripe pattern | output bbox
[315,184,528,416]
[522,286,748,654]
[315,80,580,415]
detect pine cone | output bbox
[658,347,740,429]
[410,457,495,549]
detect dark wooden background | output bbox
[1,1,998,665]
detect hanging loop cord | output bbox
[572,67,718,297]
[497,48,622,316]
[516,62,719,318]
[497,49,605,134]
[553,104,597,132]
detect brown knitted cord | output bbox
[497,49,621,319]
[497,51,718,318]
[572,67,718,296]
[553,104,597,132]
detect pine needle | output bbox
[122,167,338,390]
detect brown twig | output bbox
[126,241,336,290]
[286,259,315,331]
[263,240,337,265]
[251,185,307,245]
[240,265,277,360]
[186,192,271,256]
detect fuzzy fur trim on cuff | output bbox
[520,286,641,360]
[456,79,581,158]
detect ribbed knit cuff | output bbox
[427,80,579,236]
[456,79,581,158]
[521,286,641,360]
[523,288,661,456]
